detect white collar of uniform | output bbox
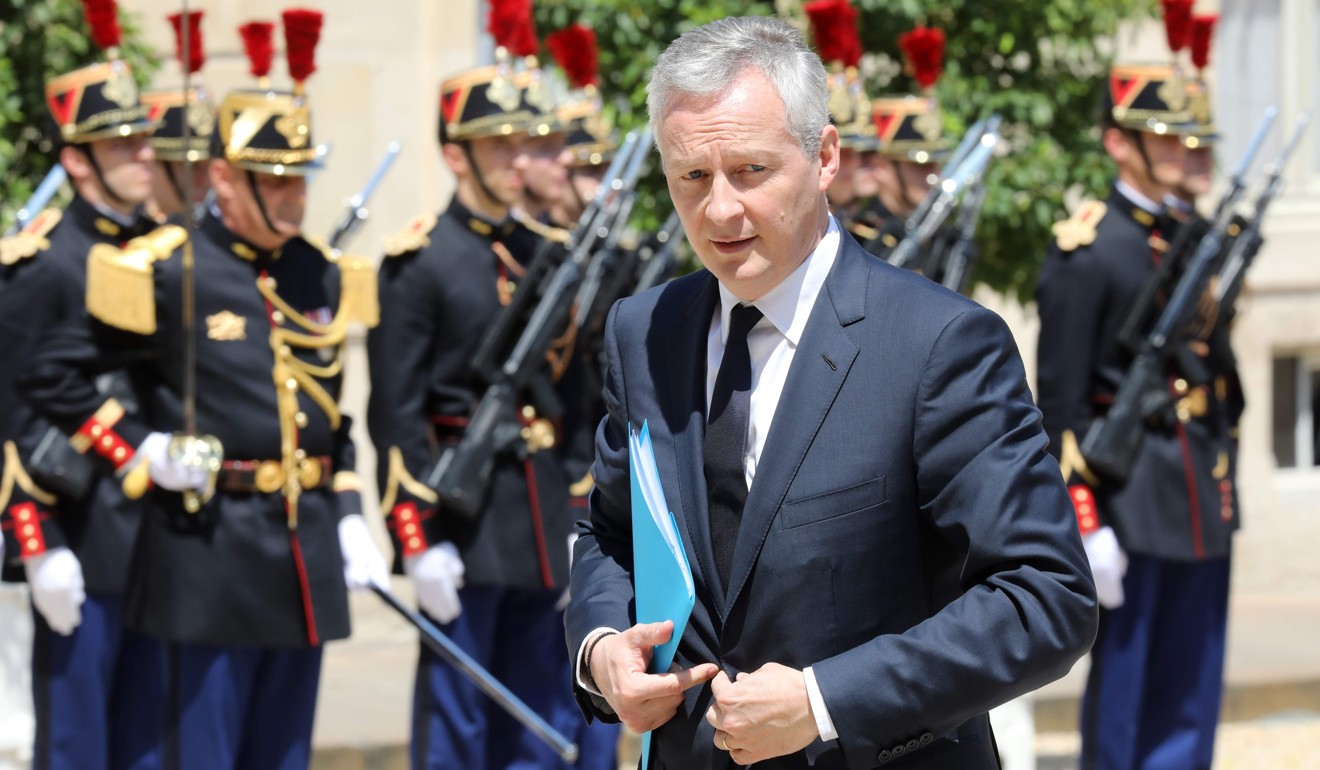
[1115,179,1164,216]
[715,215,840,346]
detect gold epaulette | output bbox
[511,208,571,244]
[1051,200,1107,253]
[846,221,880,242]
[336,254,380,328]
[0,208,62,266]
[87,224,187,334]
[384,214,436,257]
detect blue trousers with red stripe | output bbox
[411,585,620,770]
[162,643,323,770]
[1080,553,1231,770]
[31,591,165,770]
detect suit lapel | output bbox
[661,273,727,610]
[723,239,868,613]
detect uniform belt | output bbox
[216,457,333,494]
[431,415,470,441]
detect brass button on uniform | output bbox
[297,457,321,489]
[255,461,285,494]
[294,411,309,428]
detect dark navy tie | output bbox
[705,303,763,590]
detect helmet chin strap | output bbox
[80,144,132,210]
[1126,129,1165,196]
[162,162,187,212]
[460,141,507,215]
[244,169,282,237]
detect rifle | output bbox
[631,210,685,295]
[326,142,401,251]
[936,177,989,294]
[1211,113,1312,329]
[1080,109,1303,482]
[883,119,1000,271]
[572,128,655,336]
[5,166,68,236]
[424,130,650,519]
[1117,107,1278,353]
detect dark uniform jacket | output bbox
[367,199,583,590]
[0,196,154,589]
[1036,185,1239,562]
[19,213,374,647]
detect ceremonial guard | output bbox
[864,26,953,263]
[366,9,596,760]
[140,10,215,221]
[19,11,388,769]
[803,0,883,244]
[1035,17,1240,764]
[541,23,617,228]
[0,2,165,766]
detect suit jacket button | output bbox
[892,744,906,757]
[878,749,892,763]
[906,739,920,751]
[920,732,934,744]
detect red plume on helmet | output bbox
[168,11,205,76]
[899,26,945,91]
[80,0,122,51]
[238,21,276,81]
[488,0,538,58]
[547,24,599,89]
[1160,0,1195,53]
[804,0,862,68]
[282,9,324,90]
[1190,14,1218,73]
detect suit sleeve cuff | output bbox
[803,666,839,742]
[575,627,619,697]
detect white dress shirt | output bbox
[577,217,844,742]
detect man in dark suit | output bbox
[565,16,1097,770]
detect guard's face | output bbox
[89,134,155,206]
[828,146,862,208]
[1178,145,1214,200]
[567,159,606,207]
[149,160,211,217]
[211,159,306,249]
[659,69,838,301]
[853,150,881,199]
[464,132,529,206]
[522,132,569,205]
[896,159,939,209]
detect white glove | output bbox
[338,514,390,591]
[136,432,209,491]
[405,542,465,624]
[1082,526,1129,610]
[25,547,86,635]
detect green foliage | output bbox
[0,0,157,232]
[535,0,1155,299]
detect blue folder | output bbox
[629,421,695,770]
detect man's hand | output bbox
[25,547,86,635]
[405,542,465,623]
[338,514,390,591]
[590,620,718,733]
[706,664,820,765]
[1083,526,1128,610]
[135,432,210,491]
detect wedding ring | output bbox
[718,734,731,752]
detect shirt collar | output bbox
[1115,179,1164,217]
[715,215,840,346]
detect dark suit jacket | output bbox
[565,233,1097,769]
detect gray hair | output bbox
[647,16,830,158]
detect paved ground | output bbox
[309,588,1320,769]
